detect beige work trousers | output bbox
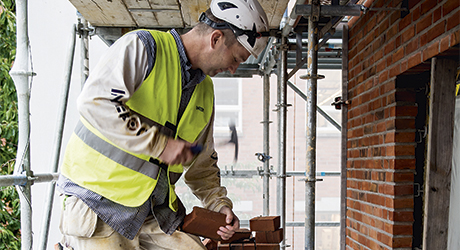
[59,196,206,250]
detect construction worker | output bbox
[56,0,269,249]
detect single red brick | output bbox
[401,25,415,44]
[389,64,401,78]
[394,145,416,156]
[375,49,384,61]
[423,41,440,60]
[447,9,460,31]
[384,39,396,55]
[405,38,419,55]
[391,210,414,222]
[443,0,460,16]
[249,216,280,232]
[220,228,252,244]
[408,52,422,69]
[396,105,418,116]
[394,184,414,195]
[357,40,366,51]
[434,6,442,23]
[394,132,416,143]
[392,47,405,63]
[401,58,409,73]
[399,12,412,31]
[387,24,399,39]
[378,231,392,246]
[440,35,450,53]
[391,158,416,170]
[365,27,375,45]
[420,0,437,15]
[416,14,432,34]
[182,206,227,240]
[395,118,415,129]
[394,172,415,182]
[385,198,414,209]
[411,5,420,21]
[379,70,389,83]
[390,11,400,25]
[393,236,413,248]
[255,228,283,243]
[425,21,446,43]
[394,92,415,103]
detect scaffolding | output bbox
[1,0,370,249]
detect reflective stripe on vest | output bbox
[61,118,159,208]
[75,120,159,178]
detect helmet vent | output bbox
[217,2,238,10]
[249,4,254,10]
[259,16,266,25]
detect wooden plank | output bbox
[154,11,185,28]
[124,0,159,27]
[259,0,290,29]
[423,57,458,250]
[180,0,211,27]
[69,0,135,27]
[154,0,184,28]
[150,0,182,27]
[125,0,183,28]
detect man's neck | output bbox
[180,29,207,70]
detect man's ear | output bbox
[210,30,223,49]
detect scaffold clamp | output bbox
[255,153,272,163]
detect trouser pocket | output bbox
[59,196,98,238]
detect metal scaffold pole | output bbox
[262,72,271,215]
[78,14,89,87]
[9,0,33,249]
[305,0,319,249]
[276,35,288,250]
[340,24,349,250]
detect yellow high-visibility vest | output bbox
[61,30,214,210]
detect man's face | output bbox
[204,36,251,77]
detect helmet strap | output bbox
[199,12,260,47]
[199,12,233,30]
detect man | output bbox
[57,0,269,249]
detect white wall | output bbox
[28,0,108,248]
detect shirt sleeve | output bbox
[77,32,168,158]
[182,111,233,212]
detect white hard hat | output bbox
[205,0,269,58]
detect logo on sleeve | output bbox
[196,106,204,112]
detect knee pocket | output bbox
[60,196,114,238]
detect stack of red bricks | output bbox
[182,207,283,250]
[218,215,283,250]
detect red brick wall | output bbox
[346,0,460,249]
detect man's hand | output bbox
[217,206,240,241]
[158,138,194,165]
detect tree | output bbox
[0,0,21,249]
